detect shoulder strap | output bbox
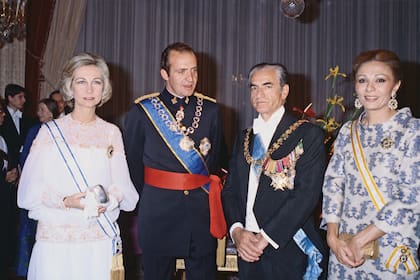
[350,120,386,211]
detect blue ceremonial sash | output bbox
[252,133,265,175]
[139,96,210,190]
[293,229,324,280]
[252,131,323,279]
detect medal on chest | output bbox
[244,120,306,191]
[170,97,211,154]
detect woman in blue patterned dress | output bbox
[322,49,420,279]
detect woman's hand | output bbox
[97,205,106,213]
[327,223,363,268]
[63,192,86,210]
[328,232,362,268]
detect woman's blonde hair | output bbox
[60,52,112,107]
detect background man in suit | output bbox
[123,42,224,280]
[1,83,33,275]
[222,63,328,279]
[2,84,33,169]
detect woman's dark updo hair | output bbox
[352,49,402,82]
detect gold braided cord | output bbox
[243,120,307,166]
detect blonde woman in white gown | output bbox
[18,53,139,280]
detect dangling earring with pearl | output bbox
[354,97,362,109]
[388,92,398,110]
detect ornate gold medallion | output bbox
[107,145,114,158]
[199,137,211,156]
[175,106,185,123]
[179,135,195,151]
[380,137,393,149]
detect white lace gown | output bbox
[322,108,420,279]
[18,115,139,280]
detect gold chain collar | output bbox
[243,119,307,165]
[175,97,203,136]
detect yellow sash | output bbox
[350,120,386,211]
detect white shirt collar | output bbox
[252,106,285,135]
[7,106,22,119]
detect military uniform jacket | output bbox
[222,113,328,279]
[123,89,222,257]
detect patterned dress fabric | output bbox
[17,115,138,280]
[322,107,420,279]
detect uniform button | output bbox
[183,190,189,195]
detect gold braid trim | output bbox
[134,92,160,104]
[243,119,307,165]
[194,92,216,103]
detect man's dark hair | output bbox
[160,42,197,73]
[49,90,61,99]
[5,84,27,104]
[248,63,289,87]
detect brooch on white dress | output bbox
[107,145,114,158]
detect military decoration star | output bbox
[268,172,292,191]
[199,137,211,156]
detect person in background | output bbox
[222,63,328,280]
[123,42,225,280]
[15,98,59,278]
[0,83,34,276]
[1,84,34,168]
[322,49,420,279]
[17,52,139,280]
[49,90,67,118]
[0,99,19,278]
[20,98,60,166]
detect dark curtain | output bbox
[75,0,420,150]
[25,0,56,117]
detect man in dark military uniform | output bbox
[123,42,225,280]
[222,63,328,280]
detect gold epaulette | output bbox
[194,92,216,103]
[134,92,160,104]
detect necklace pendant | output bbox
[179,135,195,151]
